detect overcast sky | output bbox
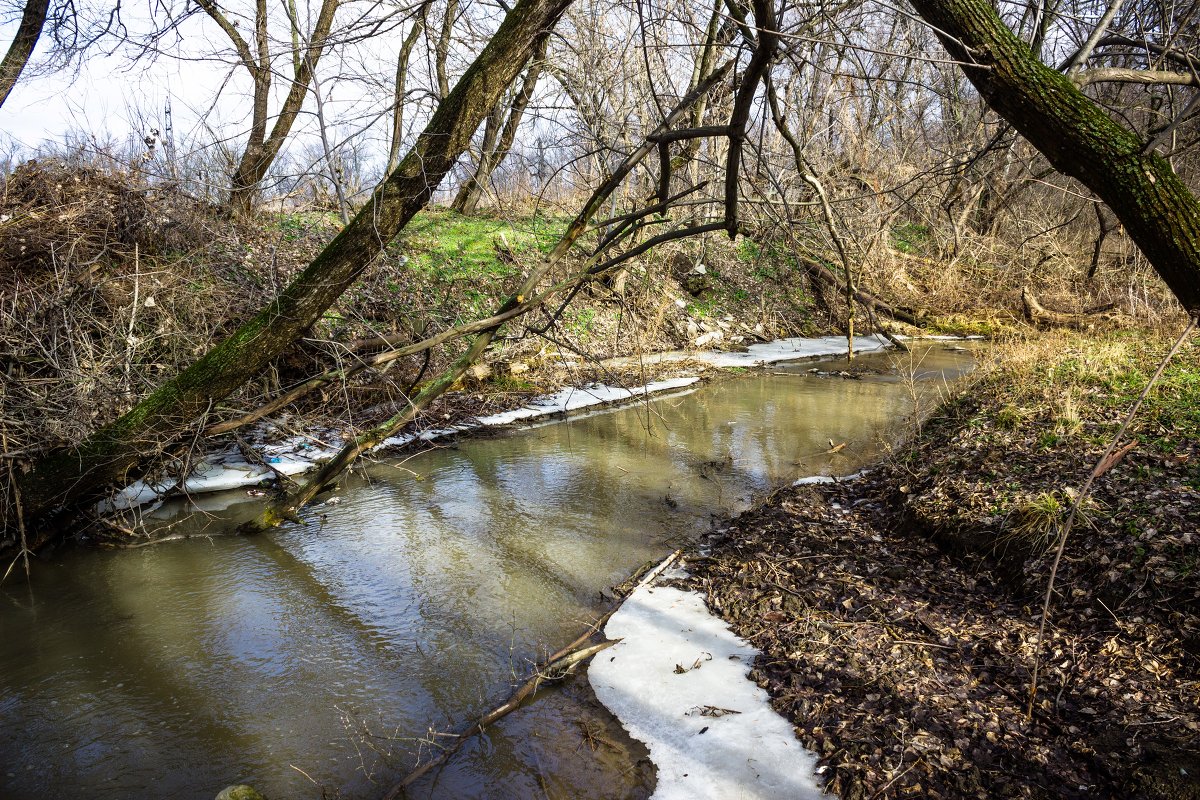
[0,3,402,161]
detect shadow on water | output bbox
[0,344,978,800]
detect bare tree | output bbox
[451,33,549,212]
[387,2,431,173]
[182,0,341,213]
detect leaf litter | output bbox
[683,333,1200,799]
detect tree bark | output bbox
[909,0,1200,315]
[434,0,459,100]
[0,0,50,109]
[387,8,430,174]
[453,98,504,211]
[16,0,576,540]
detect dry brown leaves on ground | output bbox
[685,473,1200,799]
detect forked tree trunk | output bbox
[454,101,505,211]
[197,0,341,215]
[452,35,549,213]
[15,0,575,540]
[910,0,1200,315]
[0,0,50,108]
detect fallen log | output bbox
[1021,286,1119,330]
[800,258,922,327]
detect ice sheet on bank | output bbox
[102,377,702,512]
[472,376,702,427]
[375,377,701,447]
[99,451,322,512]
[793,470,866,486]
[693,334,889,368]
[598,335,890,370]
[590,576,825,800]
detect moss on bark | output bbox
[909,0,1200,315]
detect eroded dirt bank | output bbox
[685,329,1200,799]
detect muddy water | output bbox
[0,345,975,800]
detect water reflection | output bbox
[0,345,975,799]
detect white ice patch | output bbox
[793,470,866,486]
[604,333,982,372]
[103,479,166,512]
[472,377,701,427]
[590,577,826,800]
[101,378,703,512]
[376,377,701,447]
[98,452,321,512]
[690,334,890,368]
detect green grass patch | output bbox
[984,331,1200,453]
[892,222,930,254]
[396,209,565,281]
[565,307,597,340]
[736,238,761,263]
[275,210,341,242]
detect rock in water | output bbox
[216,786,267,800]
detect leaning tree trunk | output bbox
[909,0,1200,315]
[0,0,50,109]
[15,0,575,541]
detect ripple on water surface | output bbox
[0,344,978,799]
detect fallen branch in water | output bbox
[383,639,619,799]
[383,548,682,798]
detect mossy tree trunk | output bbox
[15,0,575,541]
[0,0,50,108]
[909,0,1200,315]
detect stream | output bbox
[0,343,977,800]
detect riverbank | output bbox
[684,327,1200,799]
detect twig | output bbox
[383,640,617,797]
[384,549,681,798]
[1027,316,1197,716]
[1,429,30,583]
